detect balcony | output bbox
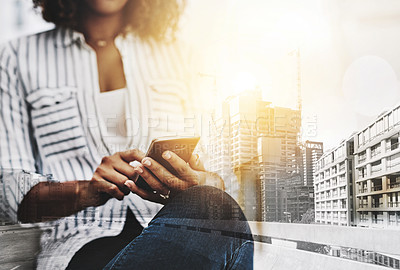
[388,201,400,207]
[372,218,384,224]
[388,157,400,169]
[371,166,382,174]
[359,188,368,194]
[371,185,382,192]
[358,203,368,209]
[371,149,381,158]
[372,202,383,208]
[388,182,400,189]
[358,156,366,164]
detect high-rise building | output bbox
[280,173,315,222]
[229,90,263,220]
[257,105,301,221]
[209,89,301,221]
[354,104,400,228]
[314,137,355,226]
[273,141,323,223]
[208,99,239,199]
[258,136,283,221]
[302,141,324,186]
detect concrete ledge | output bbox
[0,225,42,270]
[254,242,389,270]
[249,222,400,257]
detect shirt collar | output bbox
[53,27,85,48]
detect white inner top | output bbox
[97,88,129,151]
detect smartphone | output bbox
[134,136,200,191]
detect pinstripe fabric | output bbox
[0,27,197,269]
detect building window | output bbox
[372,195,383,208]
[364,129,370,142]
[371,160,382,174]
[394,107,400,125]
[358,151,366,163]
[388,153,400,169]
[370,124,377,139]
[339,162,345,172]
[372,211,384,224]
[358,167,366,178]
[358,133,364,146]
[384,115,390,131]
[360,211,368,223]
[359,183,368,194]
[388,112,394,127]
[377,119,384,135]
[387,136,399,152]
[371,143,381,158]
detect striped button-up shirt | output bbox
[0,27,199,269]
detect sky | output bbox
[2,0,400,150]
[182,0,400,150]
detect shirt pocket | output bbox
[26,87,88,163]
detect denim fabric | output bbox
[104,186,254,270]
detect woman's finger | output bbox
[188,153,205,171]
[94,166,130,195]
[124,180,167,204]
[141,157,190,190]
[91,175,125,200]
[133,165,170,195]
[118,149,146,163]
[112,160,137,180]
[161,151,198,183]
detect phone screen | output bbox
[134,137,200,191]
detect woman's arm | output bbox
[16,149,145,223]
[17,180,96,223]
[17,180,118,223]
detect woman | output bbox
[0,0,253,269]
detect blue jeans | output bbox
[104,186,254,270]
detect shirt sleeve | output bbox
[0,41,43,224]
[0,170,52,224]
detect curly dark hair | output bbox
[32,0,186,42]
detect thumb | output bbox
[189,154,205,171]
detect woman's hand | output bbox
[124,151,225,204]
[88,149,145,205]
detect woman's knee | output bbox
[162,185,248,222]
